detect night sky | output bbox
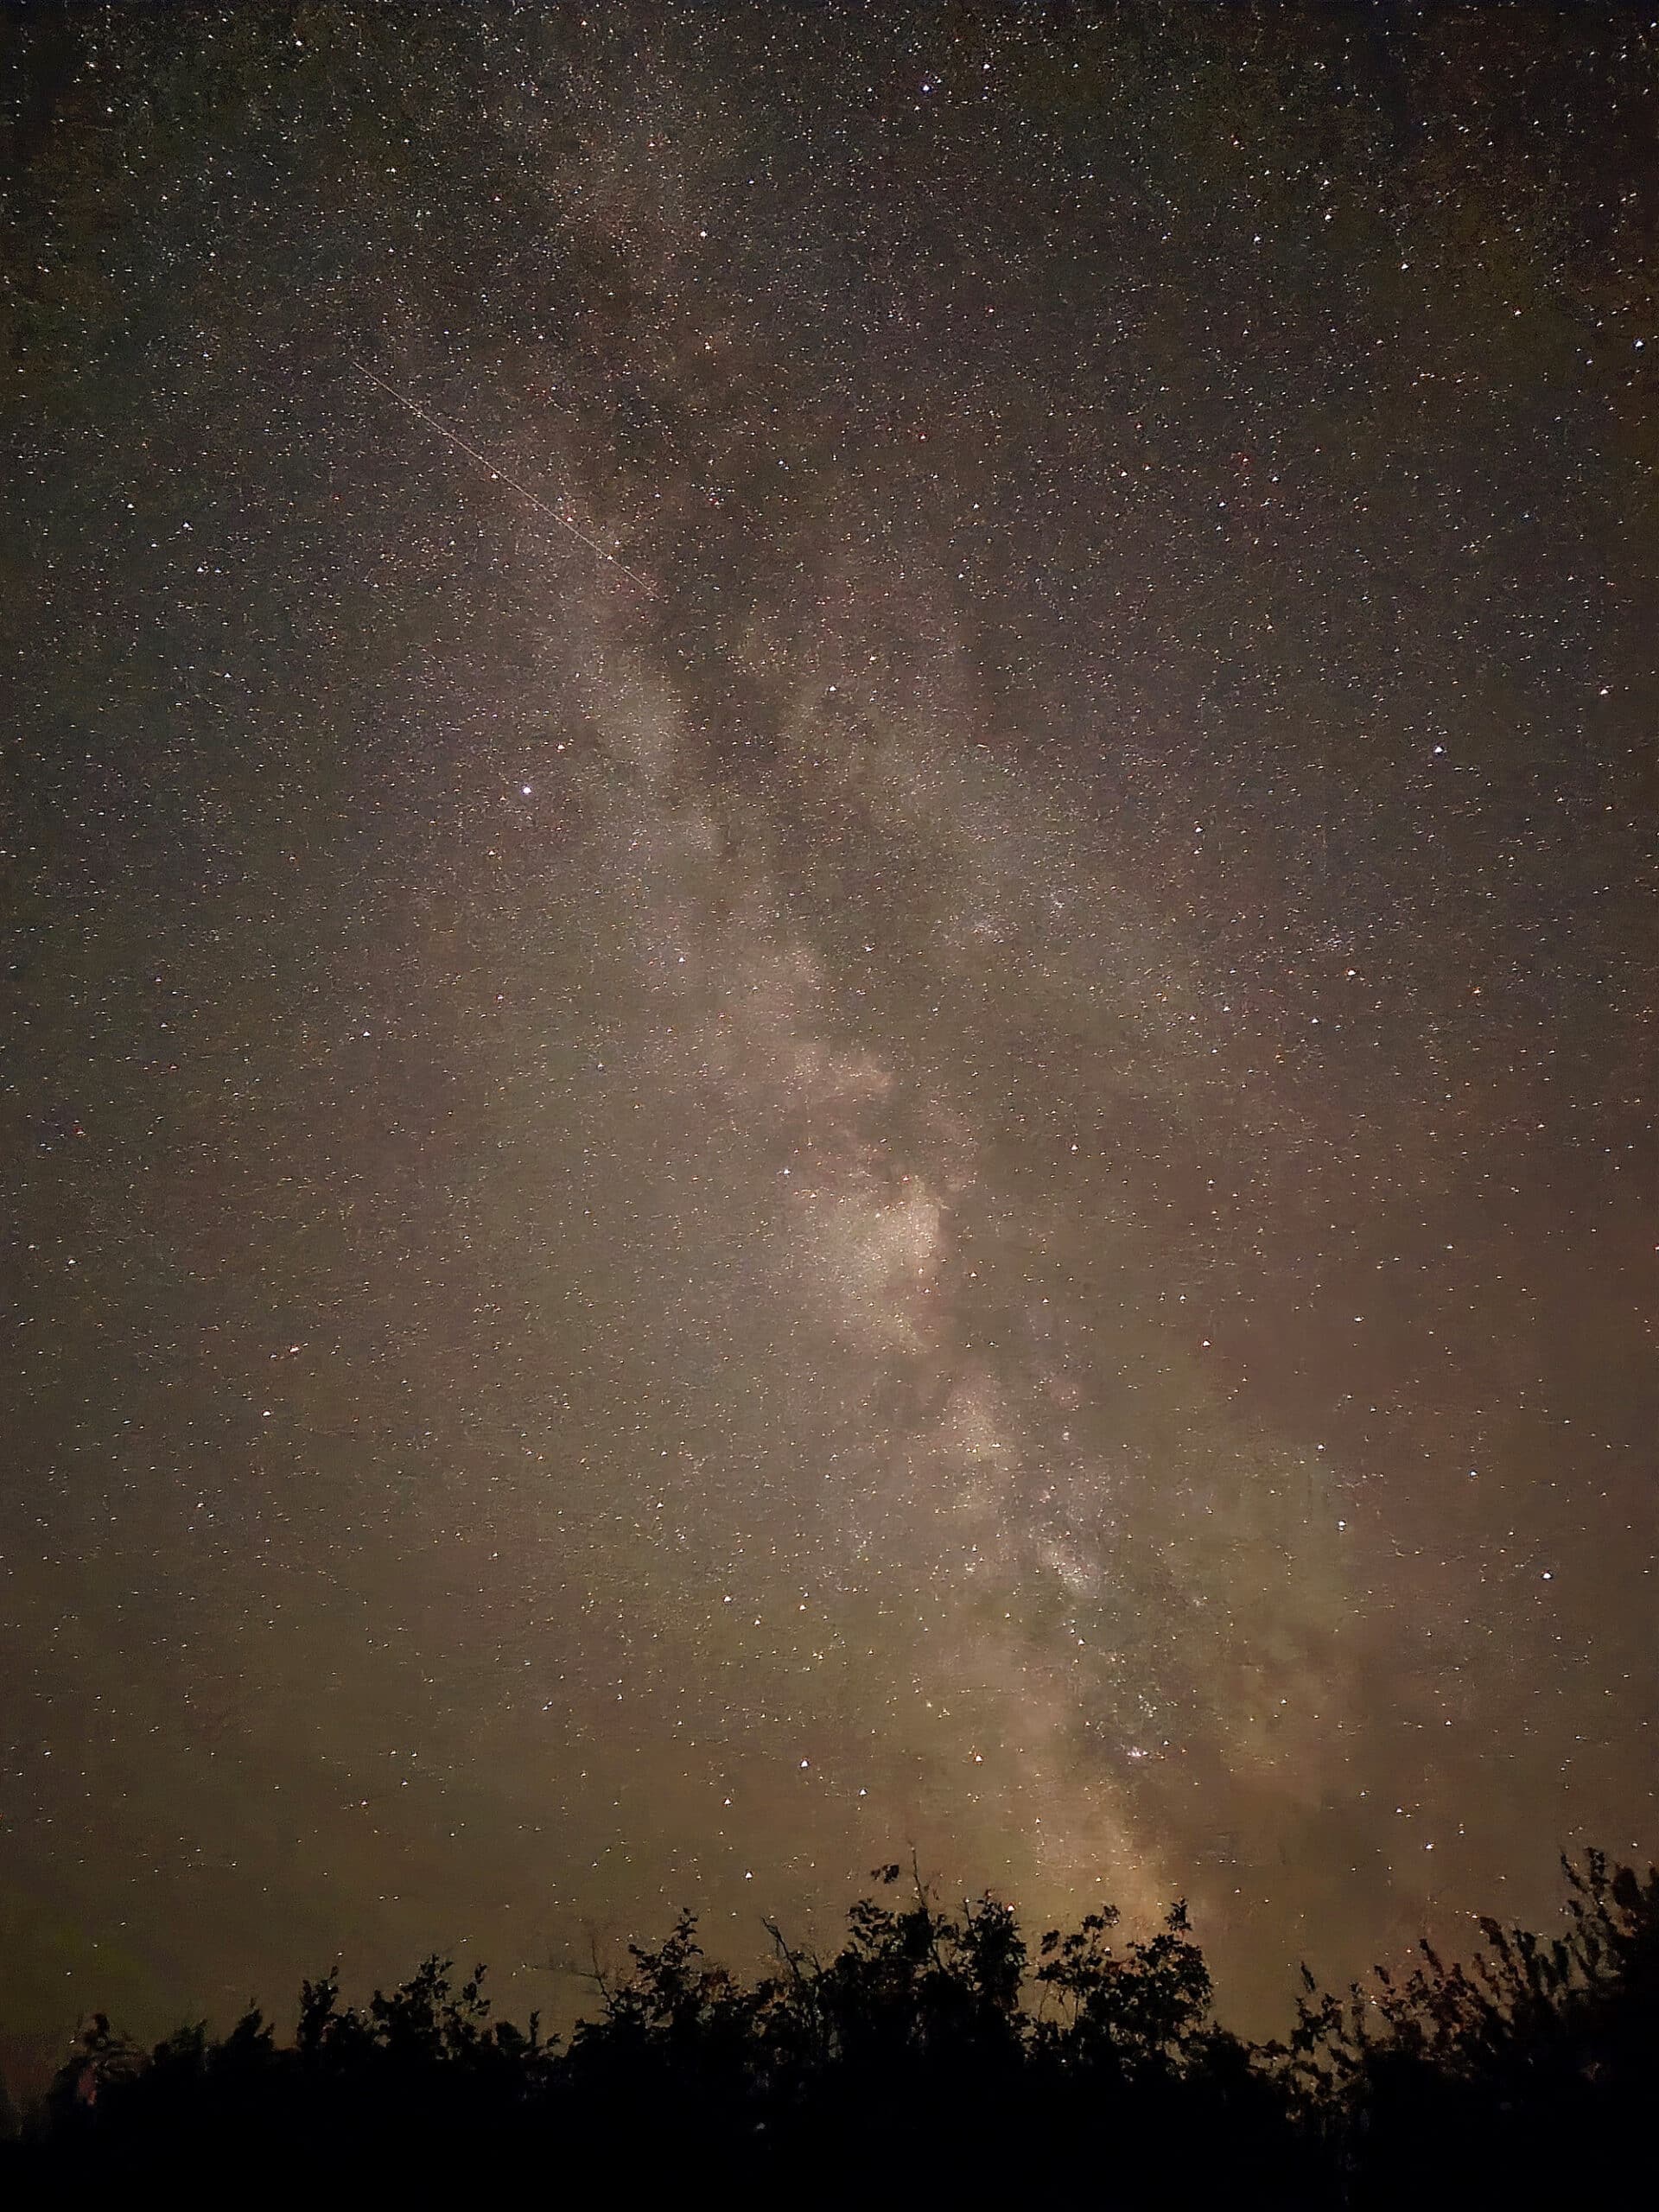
[4,3,1655,2057]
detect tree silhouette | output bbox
[4,1849,1656,2205]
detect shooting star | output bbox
[349,359,654,595]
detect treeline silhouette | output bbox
[3,1850,1655,2204]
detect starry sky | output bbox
[4,3,1655,2056]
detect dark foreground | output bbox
[3,1851,1654,2205]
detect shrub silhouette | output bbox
[1285,1848,1659,2205]
[4,1849,1656,2204]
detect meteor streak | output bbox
[349,358,653,594]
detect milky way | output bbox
[4,5,1654,2055]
